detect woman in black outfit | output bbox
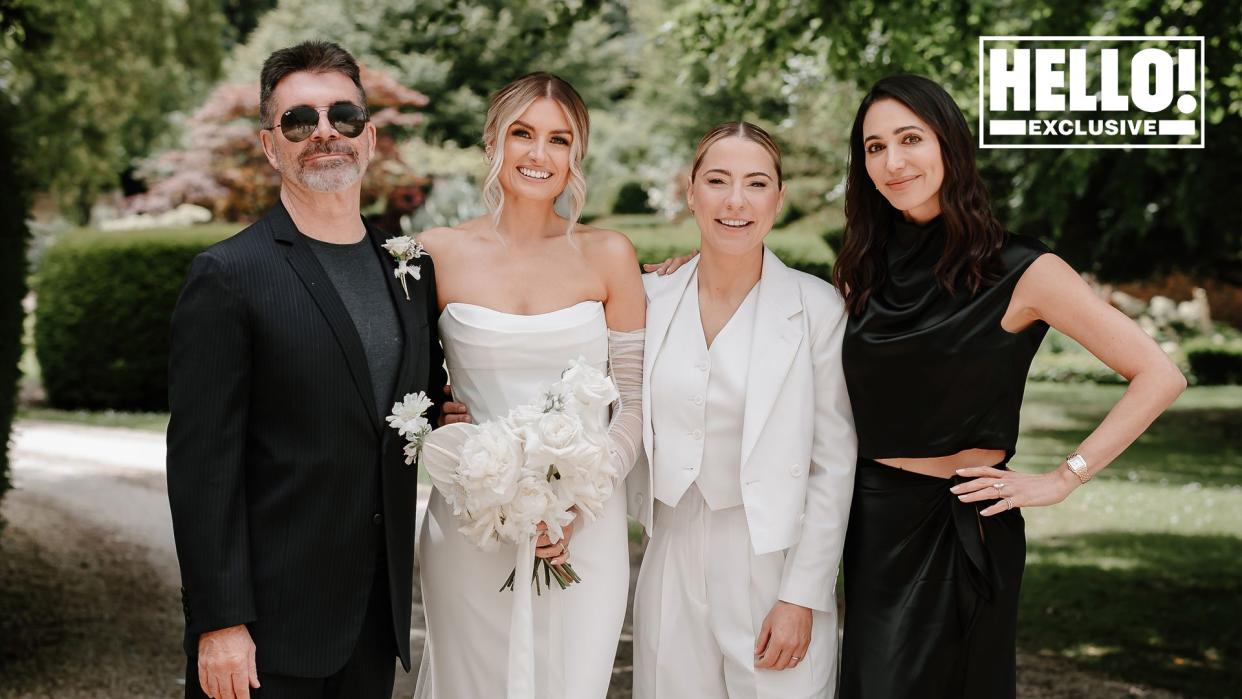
[835,75,1186,698]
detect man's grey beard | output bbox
[277,142,366,192]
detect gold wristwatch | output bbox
[1066,452,1091,484]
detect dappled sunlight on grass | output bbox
[1015,384,1241,488]
[1023,480,1242,538]
[1020,531,1241,696]
[1012,382,1241,696]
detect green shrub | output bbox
[34,226,234,411]
[1,99,31,533]
[823,227,844,255]
[612,181,655,215]
[29,216,837,415]
[774,201,805,229]
[1185,339,1242,386]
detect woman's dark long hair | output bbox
[834,74,1007,316]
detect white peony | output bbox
[457,420,523,512]
[457,505,505,552]
[500,474,562,542]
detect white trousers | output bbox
[633,487,836,699]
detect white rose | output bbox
[457,420,522,511]
[506,403,545,433]
[559,467,616,521]
[559,359,619,410]
[551,443,607,482]
[538,411,584,451]
[523,411,598,472]
[381,235,415,259]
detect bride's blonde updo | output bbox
[481,72,590,238]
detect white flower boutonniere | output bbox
[387,391,434,465]
[381,235,427,300]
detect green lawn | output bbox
[1012,383,1242,698]
[15,407,170,432]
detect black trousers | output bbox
[840,458,1026,699]
[185,560,396,699]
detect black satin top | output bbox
[842,216,1051,460]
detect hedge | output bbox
[612,181,655,215]
[32,222,836,412]
[35,226,234,411]
[1,97,31,532]
[1185,339,1242,386]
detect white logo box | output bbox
[978,36,1205,149]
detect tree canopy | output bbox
[663,0,1242,280]
[0,0,227,219]
[226,0,637,146]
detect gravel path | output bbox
[0,420,1184,698]
[0,487,186,698]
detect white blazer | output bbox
[626,247,857,612]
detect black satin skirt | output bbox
[839,458,1026,699]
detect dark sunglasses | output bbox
[266,102,369,142]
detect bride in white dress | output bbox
[413,73,646,699]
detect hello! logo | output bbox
[979,36,1205,149]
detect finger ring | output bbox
[993,482,1005,491]
[1004,497,1014,510]
[792,656,801,661]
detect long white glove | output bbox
[605,328,645,480]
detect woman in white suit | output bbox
[629,122,857,699]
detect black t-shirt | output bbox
[305,234,403,417]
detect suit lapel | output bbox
[642,258,700,466]
[644,257,700,379]
[271,203,382,434]
[367,225,427,416]
[740,248,804,469]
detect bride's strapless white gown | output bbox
[414,301,629,699]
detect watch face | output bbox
[1068,454,1087,472]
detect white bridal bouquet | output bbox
[388,357,620,592]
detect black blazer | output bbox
[166,202,446,676]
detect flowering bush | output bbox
[129,67,429,222]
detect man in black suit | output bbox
[167,41,464,699]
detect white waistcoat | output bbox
[650,274,758,510]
